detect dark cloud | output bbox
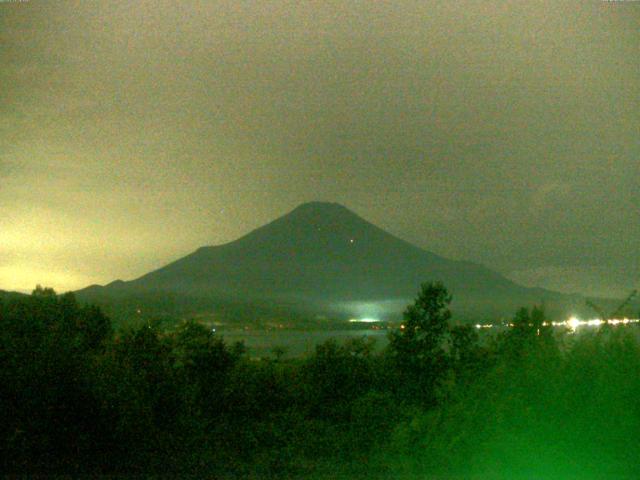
[1,0,638,296]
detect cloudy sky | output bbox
[1,0,638,298]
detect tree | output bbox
[501,305,556,362]
[449,324,485,380]
[171,319,243,420]
[388,281,452,404]
[271,345,288,362]
[303,338,375,420]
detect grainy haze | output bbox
[1,1,638,297]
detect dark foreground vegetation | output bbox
[2,284,640,478]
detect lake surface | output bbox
[215,322,640,359]
[218,329,390,358]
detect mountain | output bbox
[76,202,584,322]
[0,290,28,301]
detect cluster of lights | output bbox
[474,316,640,331]
[564,316,640,331]
[349,317,380,323]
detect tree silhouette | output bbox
[388,281,452,404]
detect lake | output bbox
[217,328,390,358]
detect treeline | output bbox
[1,284,640,477]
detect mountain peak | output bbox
[233,201,371,249]
[259,202,378,239]
[288,201,353,219]
[287,201,362,221]
[292,201,349,212]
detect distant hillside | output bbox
[76,202,587,323]
[0,290,28,301]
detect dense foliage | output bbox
[2,283,640,478]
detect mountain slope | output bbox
[76,202,580,321]
[0,290,28,301]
